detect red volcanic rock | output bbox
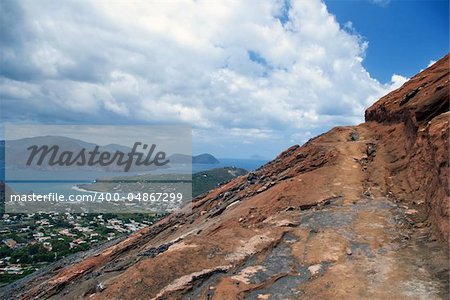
[366,55,449,241]
[1,55,448,299]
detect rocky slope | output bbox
[1,55,449,299]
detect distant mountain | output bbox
[3,136,160,172]
[169,153,219,164]
[101,143,132,153]
[192,153,219,164]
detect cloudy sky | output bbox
[1,0,448,159]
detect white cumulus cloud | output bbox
[1,0,409,157]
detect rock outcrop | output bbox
[1,55,448,299]
[365,56,449,241]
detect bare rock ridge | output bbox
[365,56,449,242]
[1,55,449,299]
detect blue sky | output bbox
[0,0,448,159]
[325,0,449,82]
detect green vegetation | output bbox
[0,268,35,285]
[192,167,247,197]
[79,167,247,198]
[0,212,165,286]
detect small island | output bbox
[168,153,219,164]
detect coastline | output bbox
[71,184,100,194]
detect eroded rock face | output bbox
[365,54,449,241]
[1,55,448,299]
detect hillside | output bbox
[193,154,220,164]
[192,167,247,197]
[169,153,220,164]
[77,167,247,198]
[1,55,448,299]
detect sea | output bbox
[3,158,268,197]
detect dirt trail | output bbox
[203,126,449,299]
[201,199,448,300]
[153,125,449,299]
[294,125,450,299]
